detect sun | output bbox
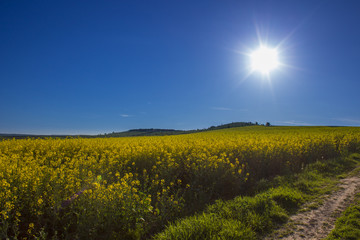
[250,46,279,74]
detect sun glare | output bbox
[250,46,279,74]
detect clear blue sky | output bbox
[1,0,360,134]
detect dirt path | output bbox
[265,173,360,240]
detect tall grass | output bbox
[154,154,360,239]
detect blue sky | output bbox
[1,0,360,134]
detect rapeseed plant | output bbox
[0,126,359,239]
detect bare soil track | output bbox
[265,171,360,240]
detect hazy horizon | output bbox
[2,122,360,136]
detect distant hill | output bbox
[207,122,260,130]
[0,122,262,139]
[99,122,259,138]
[98,129,193,137]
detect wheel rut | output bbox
[265,172,360,240]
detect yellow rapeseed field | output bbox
[1,126,359,239]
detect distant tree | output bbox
[265,122,271,127]
[255,122,259,125]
